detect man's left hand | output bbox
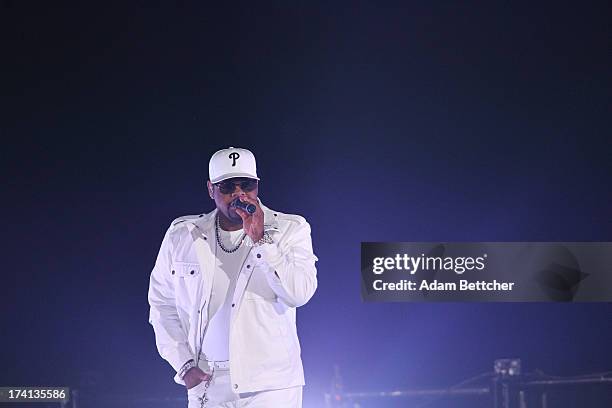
[234,196,264,242]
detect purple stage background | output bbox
[2,2,610,407]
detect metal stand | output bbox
[58,389,78,408]
[326,359,612,408]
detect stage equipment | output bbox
[324,358,612,408]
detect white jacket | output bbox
[148,204,318,393]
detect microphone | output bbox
[231,198,256,214]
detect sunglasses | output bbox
[214,179,258,194]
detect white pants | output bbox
[187,364,302,408]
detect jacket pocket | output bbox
[242,296,289,337]
[172,262,202,307]
[243,266,277,301]
[173,262,201,278]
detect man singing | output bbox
[148,147,318,407]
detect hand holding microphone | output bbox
[231,197,256,214]
[232,196,264,243]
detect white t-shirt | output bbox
[201,228,249,361]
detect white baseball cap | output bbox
[209,147,260,183]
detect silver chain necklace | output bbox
[215,214,245,253]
